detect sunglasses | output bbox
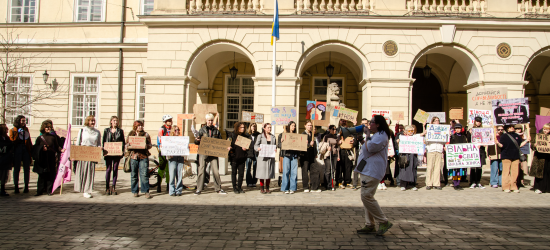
[497,129,504,131]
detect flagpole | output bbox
[272,0,277,134]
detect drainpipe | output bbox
[117,0,126,120]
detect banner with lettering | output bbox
[161,136,190,156]
[536,133,550,154]
[197,137,231,158]
[398,136,425,155]
[271,106,297,126]
[427,112,446,123]
[492,98,529,125]
[470,128,495,145]
[425,124,450,143]
[332,106,358,124]
[468,109,492,126]
[445,143,482,169]
[468,87,508,110]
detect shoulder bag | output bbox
[506,133,527,162]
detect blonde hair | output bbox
[404,125,414,131]
[205,113,215,121]
[84,115,95,127]
[110,116,120,128]
[544,123,550,130]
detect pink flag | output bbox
[52,124,72,194]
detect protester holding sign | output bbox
[300,120,321,193]
[9,115,32,194]
[489,125,504,188]
[102,116,125,196]
[514,125,531,187]
[281,121,300,194]
[254,123,277,194]
[157,114,173,193]
[397,125,419,191]
[245,123,260,188]
[468,117,487,189]
[74,115,102,198]
[195,113,227,195]
[0,124,13,197]
[126,120,152,199]
[532,123,550,194]
[32,121,64,196]
[322,125,341,191]
[166,125,185,196]
[229,122,251,194]
[496,125,527,193]
[424,117,445,190]
[448,123,469,190]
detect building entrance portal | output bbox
[411,68,442,133]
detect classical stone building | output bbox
[2,0,550,141]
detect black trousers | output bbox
[231,160,246,190]
[470,167,483,185]
[324,154,338,189]
[37,171,55,195]
[338,150,353,185]
[300,158,322,190]
[442,159,449,185]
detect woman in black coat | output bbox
[229,122,251,194]
[33,121,63,196]
[0,124,13,196]
[102,116,125,195]
[245,123,261,187]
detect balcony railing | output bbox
[406,0,487,16]
[297,0,375,15]
[519,0,550,18]
[188,0,263,14]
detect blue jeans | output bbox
[245,157,257,185]
[169,156,184,195]
[490,159,503,186]
[281,156,298,192]
[130,158,149,193]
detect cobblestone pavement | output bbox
[1,168,550,250]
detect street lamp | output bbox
[43,70,49,85]
[230,52,238,80]
[326,52,334,78]
[423,55,432,79]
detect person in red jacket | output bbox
[9,115,32,194]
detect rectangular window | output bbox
[76,0,104,22]
[225,76,254,130]
[6,76,32,124]
[312,77,344,103]
[136,77,146,120]
[10,0,37,23]
[71,76,99,126]
[142,0,154,15]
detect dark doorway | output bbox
[411,68,442,133]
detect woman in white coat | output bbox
[74,115,102,198]
[254,123,277,194]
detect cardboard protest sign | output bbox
[340,137,354,150]
[470,128,495,145]
[398,136,425,155]
[413,109,430,123]
[467,87,508,110]
[492,98,529,125]
[70,145,102,162]
[235,135,252,149]
[271,106,297,126]
[392,111,405,121]
[332,106,358,123]
[161,136,190,156]
[425,124,451,143]
[193,104,218,124]
[189,144,199,154]
[177,114,194,133]
[281,133,308,152]
[445,143,481,169]
[449,107,463,120]
[104,142,123,156]
[388,139,395,157]
[242,111,264,124]
[536,133,550,153]
[128,136,147,149]
[198,136,231,158]
[468,109,492,126]
[541,107,550,116]
[427,112,446,123]
[259,144,277,158]
[55,127,68,138]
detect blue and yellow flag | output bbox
[271,0,279,46]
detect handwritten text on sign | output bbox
[332,106,358,123]
[104,142,123,156]
[193,104,218,124]
[161,136,189,156]
[271,106,297,126]
[388,139,395,157]
[392,111,405,121]
[426,124,451,143]
[398,136,425,155]
[536,134,550,154]
[446,143,481,169]
[468,87,507,110]
[413,109,430,123]
[492,98,530,125]
[242,111,264,124]
[198,136,231,158]
[428,112,446,123]
[55,127,68,138]
[259,144,277,158]
[128,136,146,149]
[471,128,495,145]
[468,109,492,126]
[449,107,464,120]
[235,135,252,149]
[70,145,103,162]
[281,133,308,152]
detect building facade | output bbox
[2,0,550,141]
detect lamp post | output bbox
[326,52,334,78]
[230,52,238,80]
[43,70,49,86]
[423,55,432,79]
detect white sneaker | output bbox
[412,187,418,191]
[535,189,542,194]
[400,187,406,191]
[504,189,511,193]
[477,184,485,189]
[290,191,294,194]
[83,193,92,198]
[285,191,290,194]
[512,190,520,193]
[331,188,335,191]
[377,183,383,190]
[470,184,476,189]
[381,183,387,190]
[304,189,310,193]
[311,189,322,193]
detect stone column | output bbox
[365,78,415,127]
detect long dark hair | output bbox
[286,121,296,133]
[233,122,246,136]
[372,115,391,139]
[13,115,26,128]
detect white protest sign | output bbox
[388,139,395,157]
[398,136,425,155]
[445,143,481,169]
[425,124,451,143]
[468,109,492,126]
[259,144,277,158]
[471,128,495,145]
[161,136,190,156]
[428,112,446,123]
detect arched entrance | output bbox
[523,47,550,134]
[411,68,442,132]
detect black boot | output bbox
[157,184,162,193]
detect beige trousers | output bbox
[426,152,443,187]
[360,174,388,226]
[502,159,519,191]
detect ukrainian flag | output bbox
[271,0,279,46]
